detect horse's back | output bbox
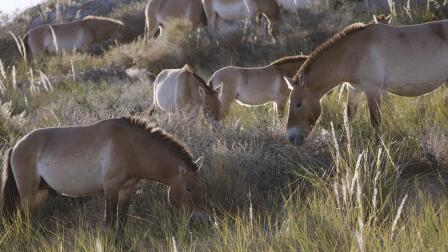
[347,21,448,95]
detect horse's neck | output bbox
[188,79,202,104]
[273,61,304,78]
[306,66,345,97]
[136,139,181,185]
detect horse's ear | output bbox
[199,86,206,98]
[194,156,204,170]
[283,77,294,90]
[179,166,188,175]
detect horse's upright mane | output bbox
[120,116,197,171]
[293,23,369,82]
[269,55,308,66]
[82,15,124,26]
[183,64,214,92]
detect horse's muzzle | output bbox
[190,211,207,223]
[287,128,306,146]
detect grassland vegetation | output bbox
[0,1,447,250]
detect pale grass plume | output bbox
[331,122,340,172]
[391,194,408,240]
[11,65,16,90]
[0,59,6,79]
[372,148,383,214]
[144,0,153,40]
[95,237,104,252]
[355,217,365,252]
[387,0,397,17]
[343,103,351,153]
[49,25,59,53]
[172,236,179,252]
[39,70,53,92]
[0,79,5,95]
[71,59,76,81]
[9,31,27,64]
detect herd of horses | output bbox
[2,0,448,231]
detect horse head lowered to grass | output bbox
[1,117,206,228]
[286,20,448,145]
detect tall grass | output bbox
[0,1,447,251]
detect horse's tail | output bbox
[1,148,20,217]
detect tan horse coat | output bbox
[23,16,124,58]
[153,65,223,127]
[145,0,207,38]
[208,55,307,118]
[1,117,204,227]
[202,0,281,41]
[286,20,448,145]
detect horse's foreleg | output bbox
[367,92,382,141]
[103,188,119,228]
[117,185,136,230]
[345,85,363,120]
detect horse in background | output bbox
[145,0,207,39]
[201,0,281,42]
[153,64,224,128]
[23,16,124,58]
[208,55,308,118]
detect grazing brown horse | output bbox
[1,117,204,228]
[153,64,224,128]
[286,20,448,145]
[208,55,307,118]
[23,16,124,58]
[202,0,281,41]
[145,0,207,38]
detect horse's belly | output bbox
[236,89,272,105]
[386,80,444,97]
[216,2,254,20]
[384,68,447,96]
[37,157,103,196]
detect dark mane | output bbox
[269,55,308,66]
[183,64,214,92]
[119,116,198,171]
[293,23,369,82]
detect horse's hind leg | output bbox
[15,173,40,212]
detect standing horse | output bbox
[153,64,224,128]
[285,21,448,145]
[23,16,124,58]
[1,117,205,228]
[208,55,307,118]
[145,0,207,38]
[201,0,281,42]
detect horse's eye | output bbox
[186,187,193,193]
[296,102,303,108]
